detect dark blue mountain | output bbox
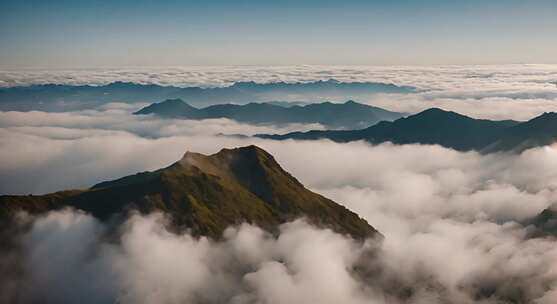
[0,79,414,111]
[256,108,553,153]
[483,112,557,152]
[134,99,405,129]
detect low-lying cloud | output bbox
[0,108,323,194]
[361,93,557,121]
[2,65,557,91]
[0,103,323,138]
[4,211,382,304]
[5,203,557,304]
[3,106,557,303]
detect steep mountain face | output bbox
[0,145,378,240]
[358,108,517,151]
[484,112,557,152]
[0,80,414,111]
[134,99,404,129]
[259,108,557,153]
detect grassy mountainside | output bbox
[0,145,378,240]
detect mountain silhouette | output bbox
[256,108,557,153]
[483,112,557,152]
[134,99,404,129]
[0,80,414,111]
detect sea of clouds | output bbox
[2,103,557,303]
[2,65,557,120]
[2,65,557,91]
[2,66,557,303]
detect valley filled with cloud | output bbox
[2,65,557,303]
[3,0,557,301]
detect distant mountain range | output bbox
[257,108,557,153]
[134,99,405,129]
[0,79,414,111]
[0,145,378,240]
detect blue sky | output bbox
[1,0,556,67]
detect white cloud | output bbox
[0,108,324,194]
[8,206,557,304]
[2,65,557,120]
[2,65,557,91]
[3,70,557,302]
[362,94,557,121]
[11,212,379,304]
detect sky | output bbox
[0,0,556,68]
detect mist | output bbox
[5,200,557,303]
[2,65,557,120]
[2,80,557,302]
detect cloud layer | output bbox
[3,68,557,303]
[6,211,379,304]
[2,65,557,91]
[6,198,557,304]
[0,107,324,194]
[2,65,557,120]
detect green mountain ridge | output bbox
[0,145,378,240]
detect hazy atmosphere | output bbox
[2,1,557,304]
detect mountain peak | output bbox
[261,107,522,152]
[482,111,557,152]
[415,107,462,117]
[178,145,274,175]
[531,111,557,122]
[162,98,187,104]
[402,108,475,126]
[217,145,270,157]
[133,98,197,116]
[134,97,404,129]
[179,150,207,165]
[501,111,557,132]
[154,98,196,108]
[0,146,380,240]
[106,81,139,88]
